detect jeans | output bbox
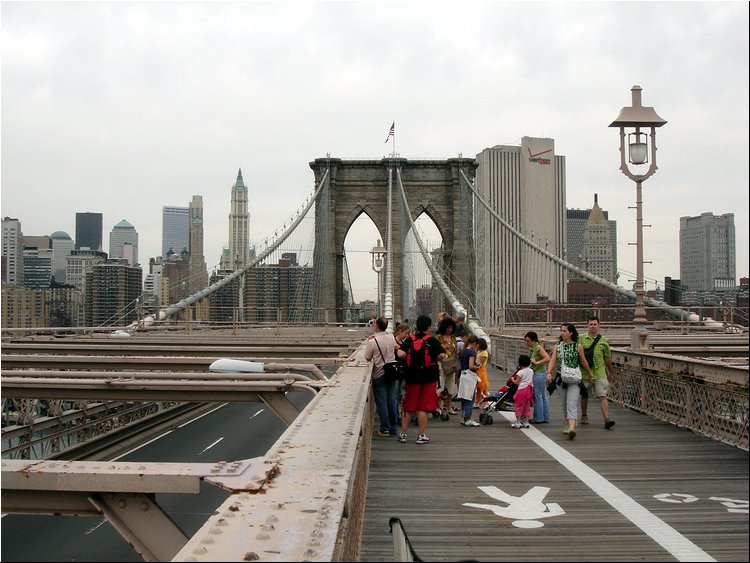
[532,371,550,422]
[461,398,473,420]
[372,376,400,433]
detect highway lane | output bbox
[1,391,312,562]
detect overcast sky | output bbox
[2,1,748,303]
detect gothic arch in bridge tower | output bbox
[309,157,478,323]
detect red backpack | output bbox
[406,335,436,371]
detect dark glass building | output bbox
[75,212,103,251]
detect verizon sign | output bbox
[528,147,552,165]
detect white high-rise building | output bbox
[228,169,250,271]
[2,217,24,286]
[474,137,567,325]
[109,219,139,266]
[680,212,736,292]
[50,231,75,284]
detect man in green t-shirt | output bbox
[579,316,615,429]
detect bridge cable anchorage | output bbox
[459,169,698,323]
[125,168,331,333]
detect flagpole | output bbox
[392,121,395,157]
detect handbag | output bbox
[560,364,582,384]
[547,373,561,395]
[374,337,405,383]
[439,354,458,377]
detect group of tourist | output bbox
[510,317,616,439]
[365,313,615,445]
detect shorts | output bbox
[402,382,439,413]
[438,364,458,395]
[587,378,610,398]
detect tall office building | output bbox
[162,206,190,258]
[75,212,103,251]
[680,212,736,292]
[84,259,143,327]
[2,217,24,285]
[474,137,567,325]
[50,231,74,284]
[567,194,618,283]
[188,195,208,294]
[109,219,139,265]
[228,169,250,271]
[65,249,107,290]
[22,247,53,289]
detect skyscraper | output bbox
[108,219,139,265]
[84,260,143,327]
[75,212,103,251]
[567,194,618,283]
[680,212,736,292]
[2,217,24,286]
[50,231,74,284]
[162,206,190,258]
[228,169,250,271]
[474,137,566,324]
[188,195,208,295]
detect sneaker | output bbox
[581,414,589,425]
[416,434,430,444]
[562,427,571,434]
[374,430,390,437]
[510,421,522,429]
[446,408,459,415]
[568,429,576,440]
[463,420,480,427]
[398,433,408,443]
[605,420,616,430]
[522,422,530,429]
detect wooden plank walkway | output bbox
[361,365,749,562]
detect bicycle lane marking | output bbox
[499,411,715,562]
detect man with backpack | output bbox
[396,315,446,445]
[579,316,615,429]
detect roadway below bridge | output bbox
[1,399,308,561]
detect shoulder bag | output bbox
[374,336,405,383]
[558,342,582,384]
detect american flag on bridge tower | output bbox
[384,122,395,143]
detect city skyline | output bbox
[2,2,748,302]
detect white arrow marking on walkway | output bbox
[500,411,716,562]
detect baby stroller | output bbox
[478,373,519,425]
[431,387,452,421]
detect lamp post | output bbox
[370,239,386,314]
[610,85,667,350]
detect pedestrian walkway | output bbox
[361,364,749,562]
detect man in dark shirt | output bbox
[396,315,445,445]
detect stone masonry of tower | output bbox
[310,157,478,323]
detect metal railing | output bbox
[489,334,749,450]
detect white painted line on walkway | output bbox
[500,411,716,562]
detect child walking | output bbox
[510,354,534,429]
[457,335,481,427]
[473,337,490,408]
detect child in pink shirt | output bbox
[510,354,534,428]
